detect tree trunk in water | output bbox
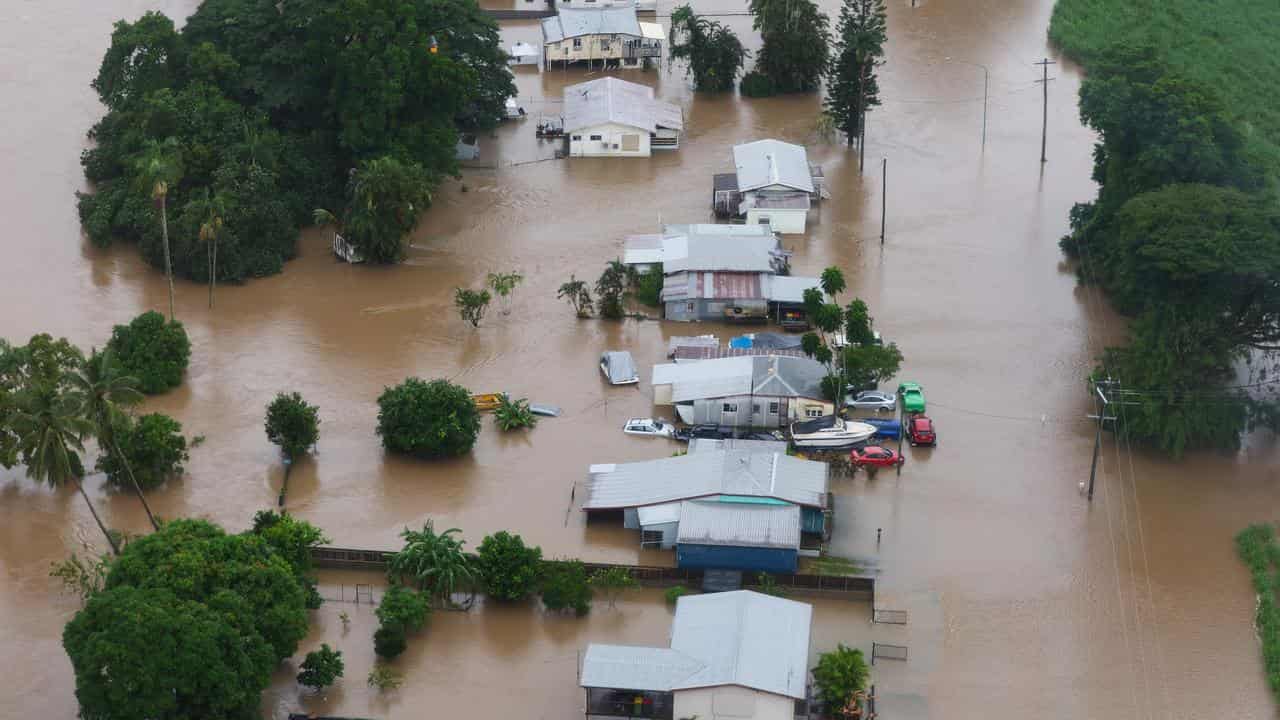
[161,196,175,321]
[74,477,120,556]
[211,238,217,309]
[110,437,158,530]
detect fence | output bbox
[871,642,908,664]
[320,583,377,605]
[872,608,909,624]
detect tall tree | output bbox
[748,0,832,94]
[388,522,476,608]
[825,0,886,145]
[67,349,158,531]
[133,138,184,320]
[191,188,229,308]
[669,5,748,93]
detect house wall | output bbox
[673,685,796,720]
[664,298,769,323]
[746,207,807,234]
[545,34,656,67]
[569,121,652,157]
[676,543,798,573]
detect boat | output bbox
[472,393,504,412]
[507,42,540,66]
[789,415,877,448]
[600,351,640,385]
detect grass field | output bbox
[1049,0,1280,173]
[1234,524,1280,702]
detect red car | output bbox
[906,415,936,447]
[850,445,905,468]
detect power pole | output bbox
[879,158,887,244]
[1034,58,1056,163]
[1085,377,1119,501]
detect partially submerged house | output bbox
[557,0,657,12]
[712,139,826,234]
[650,355,833,428]
[621,224,819,322]
[581,591,813,720]
[541,6,663,70]
[563,77,682,157]
[582,447,830,564]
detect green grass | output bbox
[1049,0,1280,174]
[1234,524,1280,702]
[802,554,863,577]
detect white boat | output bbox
[504,97,527,120]
[508,42,540,66]
[790,415,877,448]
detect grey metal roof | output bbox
[745,193,811,210]
[713,172,739,192]
[583,449,828,510]
[565,77,659,133]
[542,6,642,43]
[765,275,821,304]
[636,502,682,526]
[601,351,638,383]
[676,501,801,549]
[581,591,813,700]
[669,591,812,699]
[665,224,781,273]
[622,233,665,266]
[688,438,788,454]
[580,645,705,691]
[751,355,826,400]
[667,335,719,357]
[651,355,827,403]
[734,139,815,193]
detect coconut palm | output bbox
[388,522,476,608]
[133,137,184,321]
[14,384,120,555]
[67,349,157,530]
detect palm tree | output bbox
[14,384,120,555]
[67,349,158,530]
[388,522,475,608]
[133,138,184,321]
[192,189,229,309]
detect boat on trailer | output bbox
[790,415,877,449]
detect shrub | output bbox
[1235,524,1280,700]
[376,378,481,458]
[493,394,537,431]
[739,71,776,97]
[375,585,431,634]
[96,413,189,491]
[664,585,690,605]
[476,531,543,601]
[813,644,870,710]
[367,664,403,691]
[540,560,592,616]
[106,311,191,394]
[297,644,344,690]
[264,392,320,459]
[635,267,663,307]
[590,567,638,608]
[373,624,408,658]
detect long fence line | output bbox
[311,546,874,601]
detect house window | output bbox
[757,216,771,225]
[573,38,583,48]
[769,402,780,414]
[686,302,695,312]
[621,133,640,152]
[752,404,761,414]
[589,134,603,141]
[600,39,611,51]
[805,407,822,418]
[640,530,663,548]
[723,403,738,413]
[571,135,582,141]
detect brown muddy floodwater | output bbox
[2,0,1278,718]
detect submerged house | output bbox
[712,139,826,234]
[622,224,818,322]
[581,590,813,720]
[650,355,833,428]
[582,446,830,566]
[563,77,683,157]
[541,6,663,70]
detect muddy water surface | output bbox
[2,0,1278,718]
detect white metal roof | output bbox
[733,139,814,193]
[677,501,800,549]
[581,591,812,700]
[582,449,828,510]
[510,41,539,58]
[652,355,754,402]
[640,21,665,40]
[563,77,681,133]
[542,6,642,43]
[622,233,665,265]
[636,502,683,526]
[688,438,789,454]
[764,274,821,304]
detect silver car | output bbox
[847,390,897,412]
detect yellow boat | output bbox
[472,393,504,412]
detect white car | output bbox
[623,418,675,438]
[847,390,897,412]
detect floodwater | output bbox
[1,0,1277,718]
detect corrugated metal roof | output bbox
[580,645,705,691]
[696,271,762,300]
[602,351,638,383]
[667,335,719,356]
[639,21,665,40]
[673,345,806,361]
[676,501,800,549]
[582,449,828,510]
[564,77,659,133]
[652,99,684,131]
[745,193,811,210]
[542,6,642,43]
[669,591,812,699]
[751,355,826,400]
[765,275,821,304]
[622,233,665,266]
[651,355,826,403]
[733,139,815,193]
[652,355,752,387]
[688,438,788,454]
[666,237,778,273]
[636,502,682,526]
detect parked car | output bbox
[905,415,936,446]
[847,390,896,412]
[897,382,926,414]
[674,424,732,442]
[850,445,905,469]
[623,418,675,438]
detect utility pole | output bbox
[1034,58,1056,163]
[880,158,887,244]
[980,64,989,151]
[1085,377,1120,501]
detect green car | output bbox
[897,382,925,414]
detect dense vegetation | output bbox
[79,0,514,278]
[376,378,481,458]
[1050,37,1280,454]
[669,5,747,93]
[95,412,189,491]
[744,0,830,95]
[374,585,432,658]
[813,643,871,713]
[800,267,903,406]
[1235,524,1280,702]
[105,311,190,394]
[540,559,593,616]
[825,0,886,145]
[298,645,344,691]
[265,391,321,460]
[476,531,543,601]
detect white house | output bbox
[564,77,682,157]
[581,591,813,720]
[712,139,825,234]
[650,354,833,427]
[541,6,663,70]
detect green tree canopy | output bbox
[540,560,592,616]
[388,522,476,606]
[297,644,344,691]
[250,510,330,609]
[105,311,191,394]
[476,531,543,601]
[265,391,321,459]
[376,377,481,458]
[669,5,747,93]
[825,0,885,144]
[812,643,870,710]
[95,412,189,491]
[747,0,831,94]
